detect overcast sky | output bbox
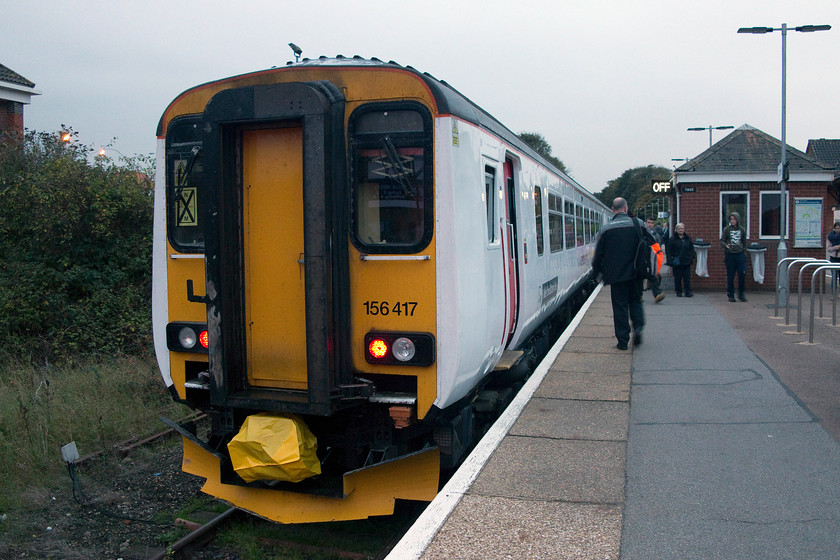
[3,0,837,192]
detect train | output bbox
[152,55,608,523]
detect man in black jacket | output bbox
[592,198,655,350]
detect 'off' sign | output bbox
[651,180,672,193]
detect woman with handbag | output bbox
[666,223,696,297]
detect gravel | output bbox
[0,439,239,559]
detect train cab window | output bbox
[349,104,433,254]
[534,187,544,256]
[165,116,204,252]
[485,167,496,243]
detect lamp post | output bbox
[737,23,831,305]
[687,125,734,147]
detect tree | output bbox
[519,131,567,174]
[0,128,155,363]
[596,164,671,216]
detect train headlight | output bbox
[392,337,416,362]
[179,327,198,349]
[364,332,434,366]
[166,322,209,354]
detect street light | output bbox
[737,23,831,305]
[687,125,734,147]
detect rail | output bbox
[775,257,818,320]
[808,264,840,343]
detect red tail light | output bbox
[364,332,435,366]
[199,330,209,349]
[368,338,389,359]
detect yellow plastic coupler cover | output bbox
[227,413,321,483]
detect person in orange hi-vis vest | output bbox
[645,217,665,303]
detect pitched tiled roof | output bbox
[0,63,36,88]
[806,139,840,169]
[675,124,833,175]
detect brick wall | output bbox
[670,182,835,293]
[0,100,24,137]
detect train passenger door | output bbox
[502,158,519,343]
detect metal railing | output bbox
[775,257,818,320]
[809,264,840,343]
[795,260,831,331]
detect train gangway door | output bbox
[242,127,308,390]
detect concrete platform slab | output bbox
[511,398,628,441]
[471,437,625,504]
[421,496,621,560]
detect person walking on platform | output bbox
[666,223,695,297]
[721,211,747,302]
[592,198,655,350]
[645,217,665,303]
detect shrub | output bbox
[0,128,154,363]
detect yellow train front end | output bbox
[153,61,443,522]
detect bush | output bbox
[0,128,154,363]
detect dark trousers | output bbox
[673,265,692,295]
[610,279,644,345]
[725,252,747,297]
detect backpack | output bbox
[632,219,652,281]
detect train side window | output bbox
[534,186,544,256]
[349,104,433,254]
[485,167,496,243]
[576,204,584,247]
[564,200,575,250]
[548,193,562,252]
[165,116,204,252]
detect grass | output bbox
[0,354,183,514]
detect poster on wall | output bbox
[794,197,823,248]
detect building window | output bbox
[534,186,544,256]
[759,191,789,239]
[721,191,749,239]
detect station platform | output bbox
[387,284,840,559]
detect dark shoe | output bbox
[676,293,683,297]
[655,293,665,303]
[685,292,693,298]
[633,332,642,346]
[728,296,736,302]
[738,294,747,302]
[616,342,628,350]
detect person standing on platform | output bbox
[720,211,747,302]
[826,221,840,292]
[645,217,665,303]
[592,198,655,350]
[666,223,695,297]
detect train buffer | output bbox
[388,287,840,559]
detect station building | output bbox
[0,63,39,137]
[670,124,838,292]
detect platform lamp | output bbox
[687,125,734,147]
[737,23,831,305]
